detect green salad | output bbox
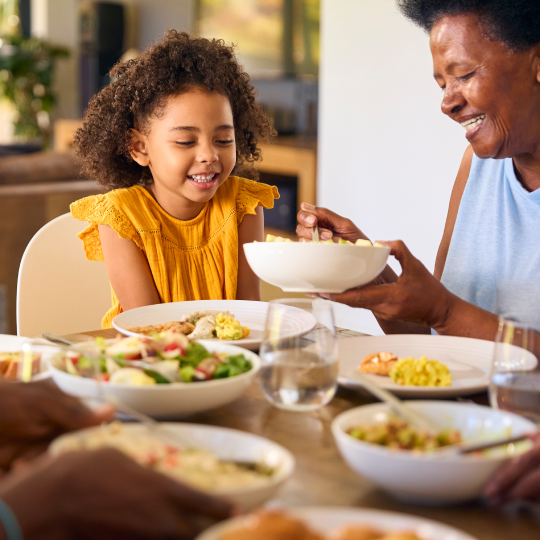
[53,330,252,385]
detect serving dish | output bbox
[50,422,295,512]
[332,400,536,504]
[243,241,390,293]
[196,506,479,540]
[112,300,316,351]
[48,341,261,418]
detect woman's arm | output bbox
[98,224,161,311]
[236,207,264,301]
[434,145,473,279]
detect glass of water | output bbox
[489,318,540,423]
[259,298,338,411]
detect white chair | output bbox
[17,213,111,337]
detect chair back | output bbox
[17,213,110,337]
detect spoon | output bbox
[355,372,441,433]
[311,223,320,243]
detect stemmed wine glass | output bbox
[259,298,338,411]
[489,318,540,424]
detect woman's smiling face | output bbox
[430,13,540,160]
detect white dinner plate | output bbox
[112,300,316,351]
[196,506,478,540]
[337,334,499,398]
[0,334,52,381]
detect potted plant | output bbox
[0,33,69,150]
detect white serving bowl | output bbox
[49,423,295,512]
[244,242,390,293]
[332,401,537,505]
[48,342,261,419]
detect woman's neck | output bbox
[146,183,205,221]
[513,150,540,192]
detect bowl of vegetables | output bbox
[48,330,260,418]
[244,236,390,293]
[332,401,537,504]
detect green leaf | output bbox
[143,369,170,384]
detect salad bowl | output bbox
[50,423,295,511]
[244,241,390,293]
[332,401,537,504]
[48,338,261,418]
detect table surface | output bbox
[63,328,539,540]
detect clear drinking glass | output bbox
[259,298,338,411]
[489,318,540,423]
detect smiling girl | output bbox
[71,31,278,328]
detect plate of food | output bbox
[0,334,52,381]
[48,331,261,417]
[195,507,479,540]
[337,334,505,398]
[244,234,390,293]
[112,300,316,351]
[50,422,295,512]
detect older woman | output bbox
[297,0,540,339]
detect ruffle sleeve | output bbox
[70,194,143,262]
[236,178,280,225]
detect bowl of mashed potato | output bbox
[332,401,536,504]
[244,236,390,293]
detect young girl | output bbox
[71,31,278,328]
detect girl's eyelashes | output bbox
[174,140,234,146]
[217,139,234,145]
[175,141,195,146]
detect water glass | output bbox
[489,318,540,423]
[259,298,338,411]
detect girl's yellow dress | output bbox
[71,176,279,328]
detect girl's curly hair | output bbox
[74,31,276,189]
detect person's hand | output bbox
[484,434,540,504]
[0,448,233,540]
[318,240,456,329]
[296,203,365,243]
[0,380,114,473]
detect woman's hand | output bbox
[484,434,540,504]
[0,448,233,540]
[296,203,366,243]
[319,240,455,330]
[0,380,114,472]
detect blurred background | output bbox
[0,0,466,335]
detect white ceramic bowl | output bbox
[48,342,261,419]
[49,423,295,512]
[332,401,537,505]
[244,242,390,293]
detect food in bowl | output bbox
[389,356,451,387]
[359,352,398,376]
[347,418,462,452]
[55,422,274,492]
[128,310,250,341]
[332,401,537,503]
[51,330,252,384]
[264,234,387,248]
[218,510,422,540]
[0,351,41,380]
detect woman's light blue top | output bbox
[441,155,540,331]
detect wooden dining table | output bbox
[62,327,540,540]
